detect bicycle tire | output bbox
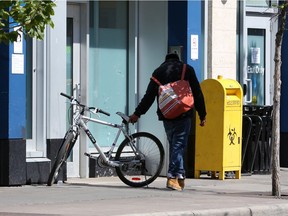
[47,132,75,186]
[115,132,164,187]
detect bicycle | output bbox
[47,92,165,187]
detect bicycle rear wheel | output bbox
[115,132,164,187]
[47,132,75,186]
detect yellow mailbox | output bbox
[194,76,243,180]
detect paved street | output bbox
[0,169,288,216]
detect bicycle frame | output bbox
[82,117,123,167]
[70,102,136,168]
[48,92,164,187]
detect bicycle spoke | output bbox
[115,132,164,187]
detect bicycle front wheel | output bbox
[47,132,75,186]
[115,132,164,187]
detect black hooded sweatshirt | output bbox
[134,55,206,121]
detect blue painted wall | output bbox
[168,0,203,81]
[187,1,203,81]
[0,25,26,139]
[9,41,26,138]
[280,16,288,133]
[168,1,187,62]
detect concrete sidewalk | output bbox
[0,169,288,216]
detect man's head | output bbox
[165,53,180,61]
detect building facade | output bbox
[0,0,282,186]
[280,3,288,168]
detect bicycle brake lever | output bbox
[91,108,100,117]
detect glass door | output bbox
[89,1,128,149]
[26,37,37,154]
[243,16,271,105]
[26,38,46,157]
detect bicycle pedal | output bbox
[84,152,97,160]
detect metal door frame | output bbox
[243,16,272,105]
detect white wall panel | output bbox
[46,1,67,139]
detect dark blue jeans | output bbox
[163,117,191,179]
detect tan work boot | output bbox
[166,178,182,191]
[178,178,185,190]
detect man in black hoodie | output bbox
[129,53,206,191]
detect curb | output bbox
[118,203,288,216]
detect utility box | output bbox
[194,76,243,180]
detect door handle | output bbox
[245,79,252,103]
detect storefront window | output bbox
[246,0,277,7]
[247,28,265,105]
[89,1,128,148]
[66,18,73,130]
[66,17,73,161]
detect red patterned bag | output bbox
[151,64,194,119]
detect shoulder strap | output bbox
[151,76,162,86]
[181,64,187,80]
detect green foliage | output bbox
[0,0,56,44]
[278,1,288,9]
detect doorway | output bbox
[66,4,81,177]
[243,16,272,105]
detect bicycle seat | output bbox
[116,112,130,123]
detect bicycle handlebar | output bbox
[60,92,110,116]
[60,92,73,100]
[96,108,110,116]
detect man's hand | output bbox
[129,114,139,124]
[200,118,206,127]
